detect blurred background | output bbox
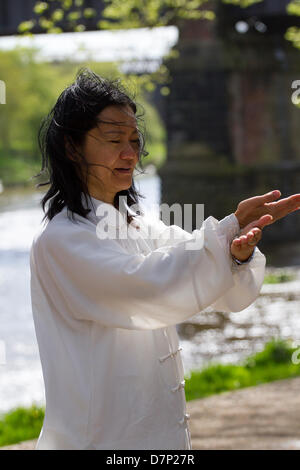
[1,0,300,426]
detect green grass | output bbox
[263,272,295,284]
[0,405,44,447]
[184,338,300,401]
[1,339,300,447]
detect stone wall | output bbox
[159,5,300,242]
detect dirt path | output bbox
[2,377,300,450]
[187,376,300,450]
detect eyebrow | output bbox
[103,129,139,135]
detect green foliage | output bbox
[52,8,64,22]
[138,98,167,167]
[33,2,49,15]
[67,10,81,21]
[286,26,300,49]
[19,0,266,34]
[0,405,44,447]
[19,0,300,62]
[83,8,97,19]
[222,0,262,6]
[244,338,295,368]
[18,21,36,34]
[0,48,167,185]
[0,47,76,159]
[0,151,41,187]
[263,272,295,284]
[16,0,277,98]
[286,1,300,48]
[185,364,252,400]
[99,0,215,30]
[184,338,300,401]
[287,0,300,16]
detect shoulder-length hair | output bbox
[33,68,148,225]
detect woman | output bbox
[30,68,300,450]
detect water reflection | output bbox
[178,273,300,373]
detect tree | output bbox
[286,0,300,49]
[0,47,166,169]
[18,0,267,96]
[19,1,264,34]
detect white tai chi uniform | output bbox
[29,194,266,450]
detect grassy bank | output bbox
[184,338,300,401]
[263,272,296,284]
[0,406,44,447]
[1,339,300,447]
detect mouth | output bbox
[115,168,132,174]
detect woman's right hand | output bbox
[230,214,273,262]
[234,190,300,229]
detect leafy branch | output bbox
[19,0,300,96]
[286,0,300,48]
[19,0,264,34]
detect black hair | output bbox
[32,68,148,224]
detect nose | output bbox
[120,141,138,160]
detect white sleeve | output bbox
[140,213,241,250]
[140,213,266,313]
[209,246,266,312]
[31,213,265,331]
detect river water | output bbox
[1,171,300,413]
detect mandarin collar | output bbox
[80,193,139,228]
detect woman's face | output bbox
[79,104,140,204]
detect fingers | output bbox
[231,226,262,262]
[248,228,262,245]
[265,194,300,208]
[235,190,300,231]
[246,190,281,207]
[254,214,274,229]
[264,194,300,219]
[244,214,273,232]
[232,227,262,248]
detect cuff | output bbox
[217,213,241,244]
[232,246,257,265]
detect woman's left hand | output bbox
[230,214,273,262]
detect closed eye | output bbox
[110,140,140,144]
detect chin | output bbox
[120,180,133,190]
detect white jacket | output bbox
[29,194,266,450]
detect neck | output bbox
[88,187,116,205]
